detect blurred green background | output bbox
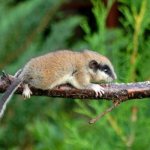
[0,0,150,149]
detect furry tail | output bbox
[0,78,22,118]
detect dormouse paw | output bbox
[88,84,105,97]
[22,84,32,99]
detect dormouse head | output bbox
[83,50,117,83]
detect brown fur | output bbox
[19,50,116,89]
[0,50,117,118]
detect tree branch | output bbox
[0,74,150,102]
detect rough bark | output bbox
[0,74,150,102]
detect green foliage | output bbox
[81,0,114,52]
[0,0,150,149]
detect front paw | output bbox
[87,84,104,97]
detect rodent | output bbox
[0,50,117,118]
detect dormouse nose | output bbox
[112,73,117,80]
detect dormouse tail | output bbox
[0,78,22,118]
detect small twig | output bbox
[89,101,120,124]
[1,71,12,84]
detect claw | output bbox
[87,84,105,97]
[22,84,32,99]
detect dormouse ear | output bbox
[89,60,98,70]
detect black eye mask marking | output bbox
[99,64,113,78]
[89,60,115,79]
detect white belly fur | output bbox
[49,74,73,89]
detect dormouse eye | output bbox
[99,64,115,79]
[104,68,108,73]
[100,65,110,74]
[102,65,109,70]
